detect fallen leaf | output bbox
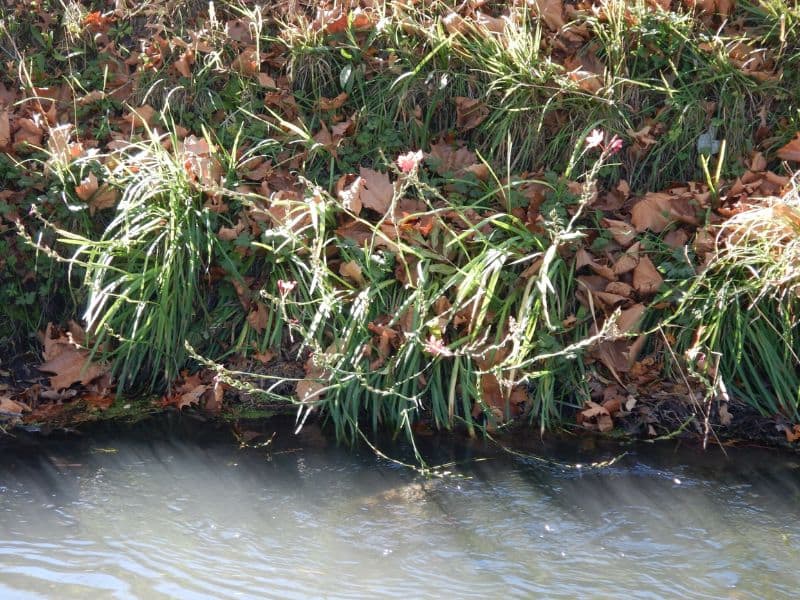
[203,379,223,412]
[532,0,565,30]
[88,184,119,215]
[75,172,99,201]
[0,108,9,148]
[14,118,43,148]
[785,424,800,443]
[442,12,470,35]
[359,167,393,214]
[257,73,276,88]
[231,47,261,77]
[226,19,254,43]
[630,192,699,233]
[476,12,507,33]
[455,97,489,131]
[339,260,365,285]
[427,142,482,177]
[602,218,637,247]
[319,92,349,111]
[247,303,269,333]
[632,255,664,295]
[336,173,364,215]
[46,124,74,168]
[82,392,114,410]
[0,394,28,416]
[174,49,194,78]
[253,350,276,364]
[777,133,800,162]
[123,105,156,129]
[39,346,108,391]
[577,401,613,432]
[613,243,640,275]
[616,303,646,334]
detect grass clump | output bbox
[34,125,228,392]
[671,186,800,419]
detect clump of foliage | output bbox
[671,185,800,419]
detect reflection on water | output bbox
[1,419,799,599]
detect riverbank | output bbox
[1,0,800,449]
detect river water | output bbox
[0,418,798,599]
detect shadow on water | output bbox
[1,416,799,599]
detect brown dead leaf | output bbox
[632,255,663,295]
[427,142,482,177]
[777,133,800,162]
[89,184,119,215]
[39,345,108,391]
[174,49,194,78]
[123,105,156,129]
[339,260,365,285]
[0,108,9,149]
[247,303,269,333]
[46,124,75,168]
[785,424,800,443]
[613,242,640,275]
[532,0,565,30]
[257,73,276,88]
[75,172,99,202]
[663,228,690,249]
[253,349,276,364]
[226,19,254,44]
[203,379,223,412]
[718,402,732,426]
[296,354,329,403]
[81,391,114,410]
[0,394,29,417]
[14,117,44,148]
[576,249,617,281]
[319,92,349,111]
[577,401,614,432]
[630,192,699,233]
[231,47,261,77]
[606,281,633,298]
[455,97,489,131]
[617,303,646,334]
[602,218,637,247]
[476,12,507,34]
[442,13,470,35]
[336,174,364,215]
[359,167,394,214]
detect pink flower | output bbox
[397,150,424,174]
[423,335,452,357]
[585,129,624,155]
[607,135,624,155]
[277,279,297,297]
[585,129,604,150]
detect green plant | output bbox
[37,125,229,392]
[669,189,800,418]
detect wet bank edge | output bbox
[0,380,795,454]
